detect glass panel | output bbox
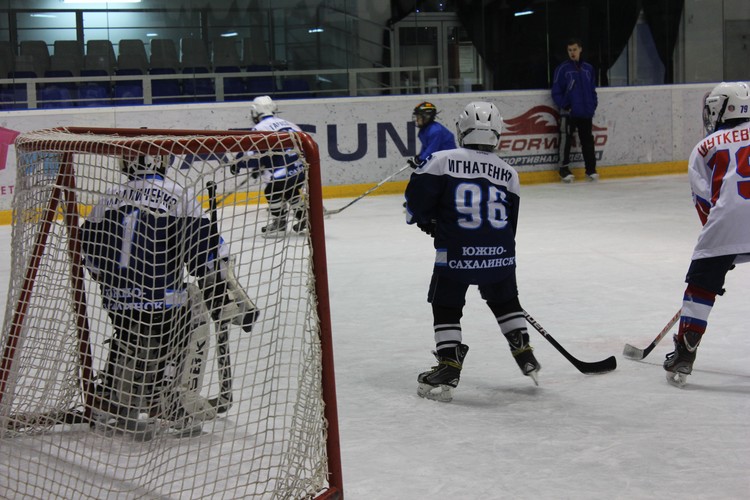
[16,11,76,46]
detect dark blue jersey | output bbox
[81,174,218,314]
[405,148,521,285]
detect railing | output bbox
[0,65,443,110]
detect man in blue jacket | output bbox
[551,38,598,182]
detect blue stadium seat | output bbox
[149,67,182,104]
[280,77,312,99]
[78,69,111,107]
[114,68,144,105]
[182,66,214,102]
[40,70,77,108]
[215,66,246,101]
[245,65,275,96]
[1,71,37,109]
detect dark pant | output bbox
[560,115,596,174]
[685,254,739,295]
[264,172,305,217]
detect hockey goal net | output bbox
[0,127,342,499]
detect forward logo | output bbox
[498,105,608,167]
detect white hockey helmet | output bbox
[703,81,750,135]
[250,95,278,123]
[456,101,503,150]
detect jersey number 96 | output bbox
[454,182,509,230]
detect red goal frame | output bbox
[0,127,343,499]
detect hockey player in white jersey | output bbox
[248,95,307,237]
[82,154,258,438]
[664,81,750,387]
[405,101,540,402]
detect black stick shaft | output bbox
[523,311,617,374]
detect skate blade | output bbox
[417,383,454,402]
[526,369,540,386]
[167,422,204,438]
[666,371,688,388]
[115,418,157,442]
[261,230,287,239]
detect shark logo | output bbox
[498,105,608,167]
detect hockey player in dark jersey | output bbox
[405,101,540,402]
[81,154,258,438]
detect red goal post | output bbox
[0,127,342,499]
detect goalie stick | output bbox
[324,163,411,216]
[206,181,234,413]
[622,309,681,361]
[523,311,617,374]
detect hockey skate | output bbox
[159,391,216,438]
[91,386,157,442]
[505,329,541,385]
[261,216,287,238]
[664,331,701,387]
[292,211,307,232]
[559,166,574,183]
[417,344,469,403]
[585,170,599,182]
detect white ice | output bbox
[322,174,750,499]
[1,174,749,499]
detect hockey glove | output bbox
[407,156,422,169]
[417,219,437,237]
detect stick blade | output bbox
[622,343,646,360]
[576,355,617,374]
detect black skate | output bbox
[417,344,469,402]
[292,209,307,232]
[664,331,701,387]
[261,216,287,239]
[559,166,574,183]
[505,329,540,385]
[91,386,156,442]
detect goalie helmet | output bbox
[250,95,278,124]
[122,154,168,179]
[703,81,750,135]
[413,101,438,128]
[456,101,503,150]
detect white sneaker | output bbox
[586,172,599,182]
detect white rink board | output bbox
[0,84,713,210]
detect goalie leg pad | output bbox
[159,286,217,430]
[221,257,260,332]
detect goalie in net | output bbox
[0,128,342,499]
[81,153,258,438]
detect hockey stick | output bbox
[206,181,234,413]
[323,163,411,216]
[523,311,617,374]
[622,309,681,361]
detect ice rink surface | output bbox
[1,174,748,499]
[322,174,750,499]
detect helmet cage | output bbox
[121,154,168,179]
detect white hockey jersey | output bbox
[250,116,304,180]
[688,122,750,260]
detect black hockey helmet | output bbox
[413,101,438,126]
[121,154,168,179]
